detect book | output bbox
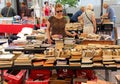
[0,54,15,61]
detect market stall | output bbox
[0,24,34,34]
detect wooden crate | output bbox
[81,40,114,45]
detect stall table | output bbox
[0,24,34,34]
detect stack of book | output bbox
[69,51,82,66]
[58,50,71,59]
[81,57,93,67]
[13,51,23,59]
[32,54,46,66]
[14,54,32,66]
[71,51,82,59]
[69,59,81,66]
[93,49,103,67]
[33,54,45,59]
[32,59,46,66]
[103,55,116,67]
[103,49,116,67]
[64,37,75,48]
[44,48,55,59]
[0,54,15,67]
[44,59,55,66]
[56,58,68,66]
[114,49,120,67]
[55,40,64,50]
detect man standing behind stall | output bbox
[102,3,116,23]
[102,3,116,39]
[1,2,16,17]
[20,2,30,17]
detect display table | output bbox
[1,35,117,84]
[96,21,114,34]
[3,44,120,84]
[0,24,34,34]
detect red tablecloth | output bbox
[0,24,34,34]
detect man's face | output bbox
[103,4,107,9]
[6,2,11,7]
[81,7,85,12]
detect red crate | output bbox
[4,69,26,84]
[25,69,51,84]
[57,69,75,78]
[29,69,51,80]
[76,70,96,80]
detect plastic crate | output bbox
[76,70,96,80]
[25,69,51,84]
[29,69,51,80]
[57,69,75,78]
[4,69,26,84]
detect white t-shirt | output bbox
[82,10,95,34]
[82,10,94,26]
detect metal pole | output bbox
[39,0,42,29]
[100,0,104,16]
[33,0,36,25]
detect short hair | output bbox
[103,2,109,7]
[80,6,85,12]
[55,3,63,11]
[22,2,26,5]
[44,1,48,5]
[6,1,11,4]
[6,2,11,6]
[87,4,93,10]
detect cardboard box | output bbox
[49,79,71,84]
[73,78,88,84]
[87,80,112,84]
[49,74,72,84]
